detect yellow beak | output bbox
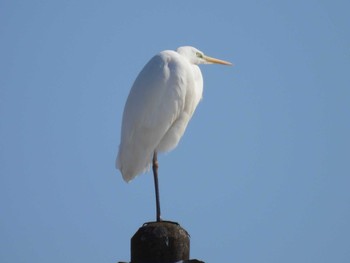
[204,55,232,66]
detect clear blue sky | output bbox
[1,1,349,262]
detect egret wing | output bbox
[117,52,187,181]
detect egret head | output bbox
[176,46,232,66]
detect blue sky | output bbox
[1,1,349,262]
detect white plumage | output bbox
[116,46,231,182]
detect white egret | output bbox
[116,46,231,221]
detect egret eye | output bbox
[196,52,203,58]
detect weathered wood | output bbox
[131,221,190,263]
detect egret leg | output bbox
[152,151,161,222]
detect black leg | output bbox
[152,151,161,222]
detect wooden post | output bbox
[131,221,190,263]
